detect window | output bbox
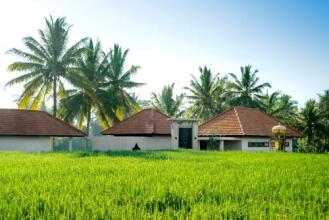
[248,142,269,147]
[270,141,290,147]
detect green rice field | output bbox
[0,151,328,219]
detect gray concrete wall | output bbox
[198,137,293,152]
[241,138,292,152]
[170,120,198,150]
[0,136,52,152]
[223,140,242,151]
[92,136,172,151]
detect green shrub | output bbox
[207,137,219,150]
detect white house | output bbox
[197,107,302,152]
[0,109,86,152]
[92,109,173,151]
[93,107,301,152]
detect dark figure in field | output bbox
[132,143,141,151]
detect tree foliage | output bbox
[184,66,228,122]
[228,65,271,108]
[58,39,109,134]
[151,83,184,117]
[7,17,142,130]
[100,44,144,125]
[6,16,87,116]
[259,92,298,126]
[299,100,322,149]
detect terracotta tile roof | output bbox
[199,107,302,137]
[102,108,171,136]
[0,109,86,137]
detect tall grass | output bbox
[0,151,327,219]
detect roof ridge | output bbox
[233,107,245,135]
[254,108,302,137]
[0,108,43,112]
[198,106,302,137]
[151,108,170,118]
[101,109,148,134]
[43,111,87,136]
[0,109,86,137]
[101,108,171,136]
[199,107,234,128]
[233,106,257,110]
[101,108,170,135]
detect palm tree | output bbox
[258,91,281,115]
[127,93,152,110]
[318,90,329,118]
[151,83,184,117]
[6,16,86,117]
[228,65,271,108]
[259,92,298,124]
[275,94,298,123]
[99,44,144,126]
[184,66,226,122]
[59,39,109,135]
[300,100,322,147]
[318,90,329,149]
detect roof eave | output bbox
[0,134,86,137]
[198,133,302,138]
[102,133,171,136]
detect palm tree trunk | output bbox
[86,104,91,136]
[307,128,312,150]
[85,104,91,150]
[52,76,57,151]
[53,76,57,117]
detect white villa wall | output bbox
[223,140,242,151]
[92,135,172,151]
[198,137,293,152]
[0,136,52,152]
[241,138,292,152]
[286,139,293,152]
[171,123,179,150]
[170,120,198,150]
[192,123,199,149]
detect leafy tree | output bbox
[228,65,271,108]
[318,90,329,150]
[300,100,322,148]
[6,16,86,116]
[127,93,151,110]
[184,66,226,122]
[98,44,144,127]
[59,42,144,131]
[59,39,109,135]
[151,83,184,117]
[275,94,298,125]
[259,91,298,125]
[318,90,329,118]
[213,76,232,114]
[258,91,281,115]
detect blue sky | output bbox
[0,0,328,108]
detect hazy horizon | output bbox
[0,0,328,108]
